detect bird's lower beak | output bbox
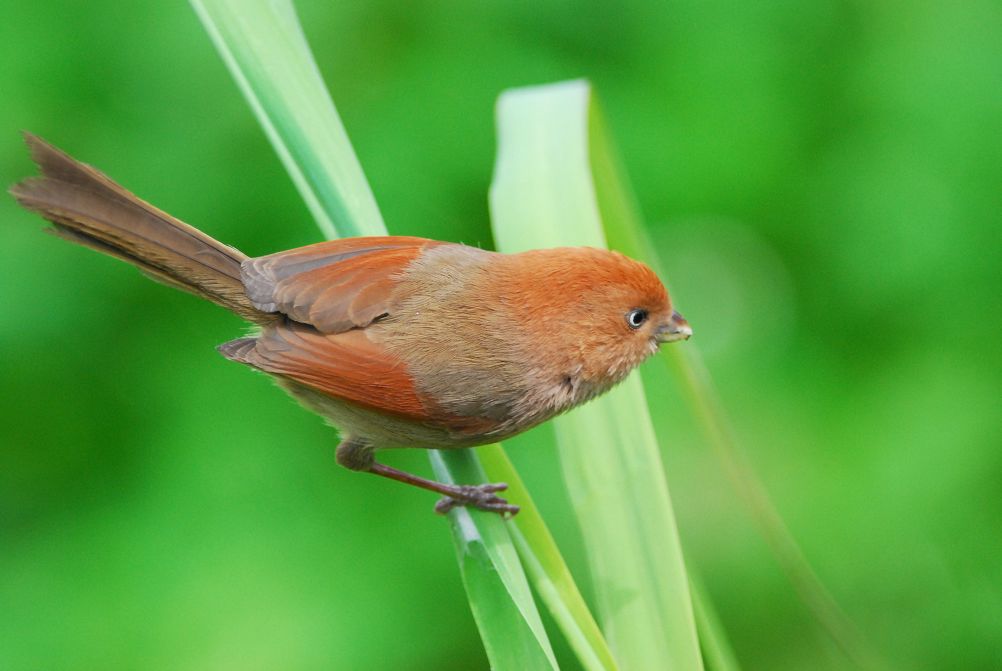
[656,310,692,343]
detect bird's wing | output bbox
[241,236,443,333]
[219,323,433,422]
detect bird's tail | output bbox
[10,133,269,324]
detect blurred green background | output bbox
[2,1,1000,669]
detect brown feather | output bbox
[241,237,443,332]
[9,133,267,323]
[11,135,684,457]
[373,245,673,440]
[220,322,431,421]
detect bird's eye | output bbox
[626,308,648,329]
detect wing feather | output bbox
[221,323,431,421]
[241,236,441,332]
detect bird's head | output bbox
[506,247,691,392]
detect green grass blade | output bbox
[490,79,703,670]
[478,445,619,671]
[586,90,882,671]
[190,0,383,238]
[431,450,559,670]
[665,349,884,670]
[192,2,559,668]
[689,579,741,671]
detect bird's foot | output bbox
[434,482,520,517]
[363,461,519,518]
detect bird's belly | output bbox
[277,378,503,450]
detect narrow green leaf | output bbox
[689,579,741,671]
[490,80,703,670]
[191,0,383,238]
[191,3,559,668]
[479,445,619,671]
[431,450,559,671]
[664,348,884,670]
[586,85,882,671]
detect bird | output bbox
[10,134,692,516]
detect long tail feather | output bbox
[10,133,269,323]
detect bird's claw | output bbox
[434,482,520,517]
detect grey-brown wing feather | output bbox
[240,237,443,333]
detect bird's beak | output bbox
[656,310,692,343]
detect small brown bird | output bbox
[11,134,691,515]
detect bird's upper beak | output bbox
[655,310,692,343]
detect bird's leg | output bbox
[370,463,518,516]
[335,438,519,516]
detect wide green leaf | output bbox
[489,80,703,670]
